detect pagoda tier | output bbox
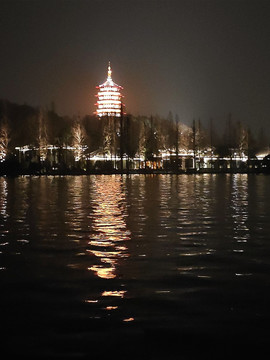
[95,62,124,117]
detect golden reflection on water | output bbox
[0,178,8,268]
[0,178,8,219]
[87,176,131,279]
[231,175,250,246]
[102,290,127,298]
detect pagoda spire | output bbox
[107,61,112,80]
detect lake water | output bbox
[1,174,270,359]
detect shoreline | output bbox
[1,168,270,176]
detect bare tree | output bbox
[137,117,146,162]
[236,121,248,158]
[0,120,10,161]
[102,116,116,158]
[37,109,48,161]
[72,118,86,161]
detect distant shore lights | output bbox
[95,62,124,117]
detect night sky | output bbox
[1,0,270,133]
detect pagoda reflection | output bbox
[87,176,131,279]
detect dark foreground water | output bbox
[1,174,270,359]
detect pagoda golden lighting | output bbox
[95,62,123,117]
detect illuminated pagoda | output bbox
[95,62,124,117]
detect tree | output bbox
[37,108,48,161]
[0,120,10,161]
[256,127,268,153]
[192,119,196,168]
[102,115,118,159]
[175,114,179,171]
[137,116,146,162]
[119,105,124,171]
[72,117,86,161]
[145,116,158,160]
[235,120,248,158]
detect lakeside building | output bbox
[11,143,270,175]
[95,62,124,117]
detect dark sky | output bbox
[1,0,270,133]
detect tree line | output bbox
[0,99,269,167]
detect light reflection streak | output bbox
[65,176,89,238]
[230,175,250,251]
[105,306,118,310]
[102,290,126,298]
[0,178,8,270]
[87,176,131,280]
[0,178,8,219]
[123,317,134,322]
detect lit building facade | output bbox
[95,62,123,117]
